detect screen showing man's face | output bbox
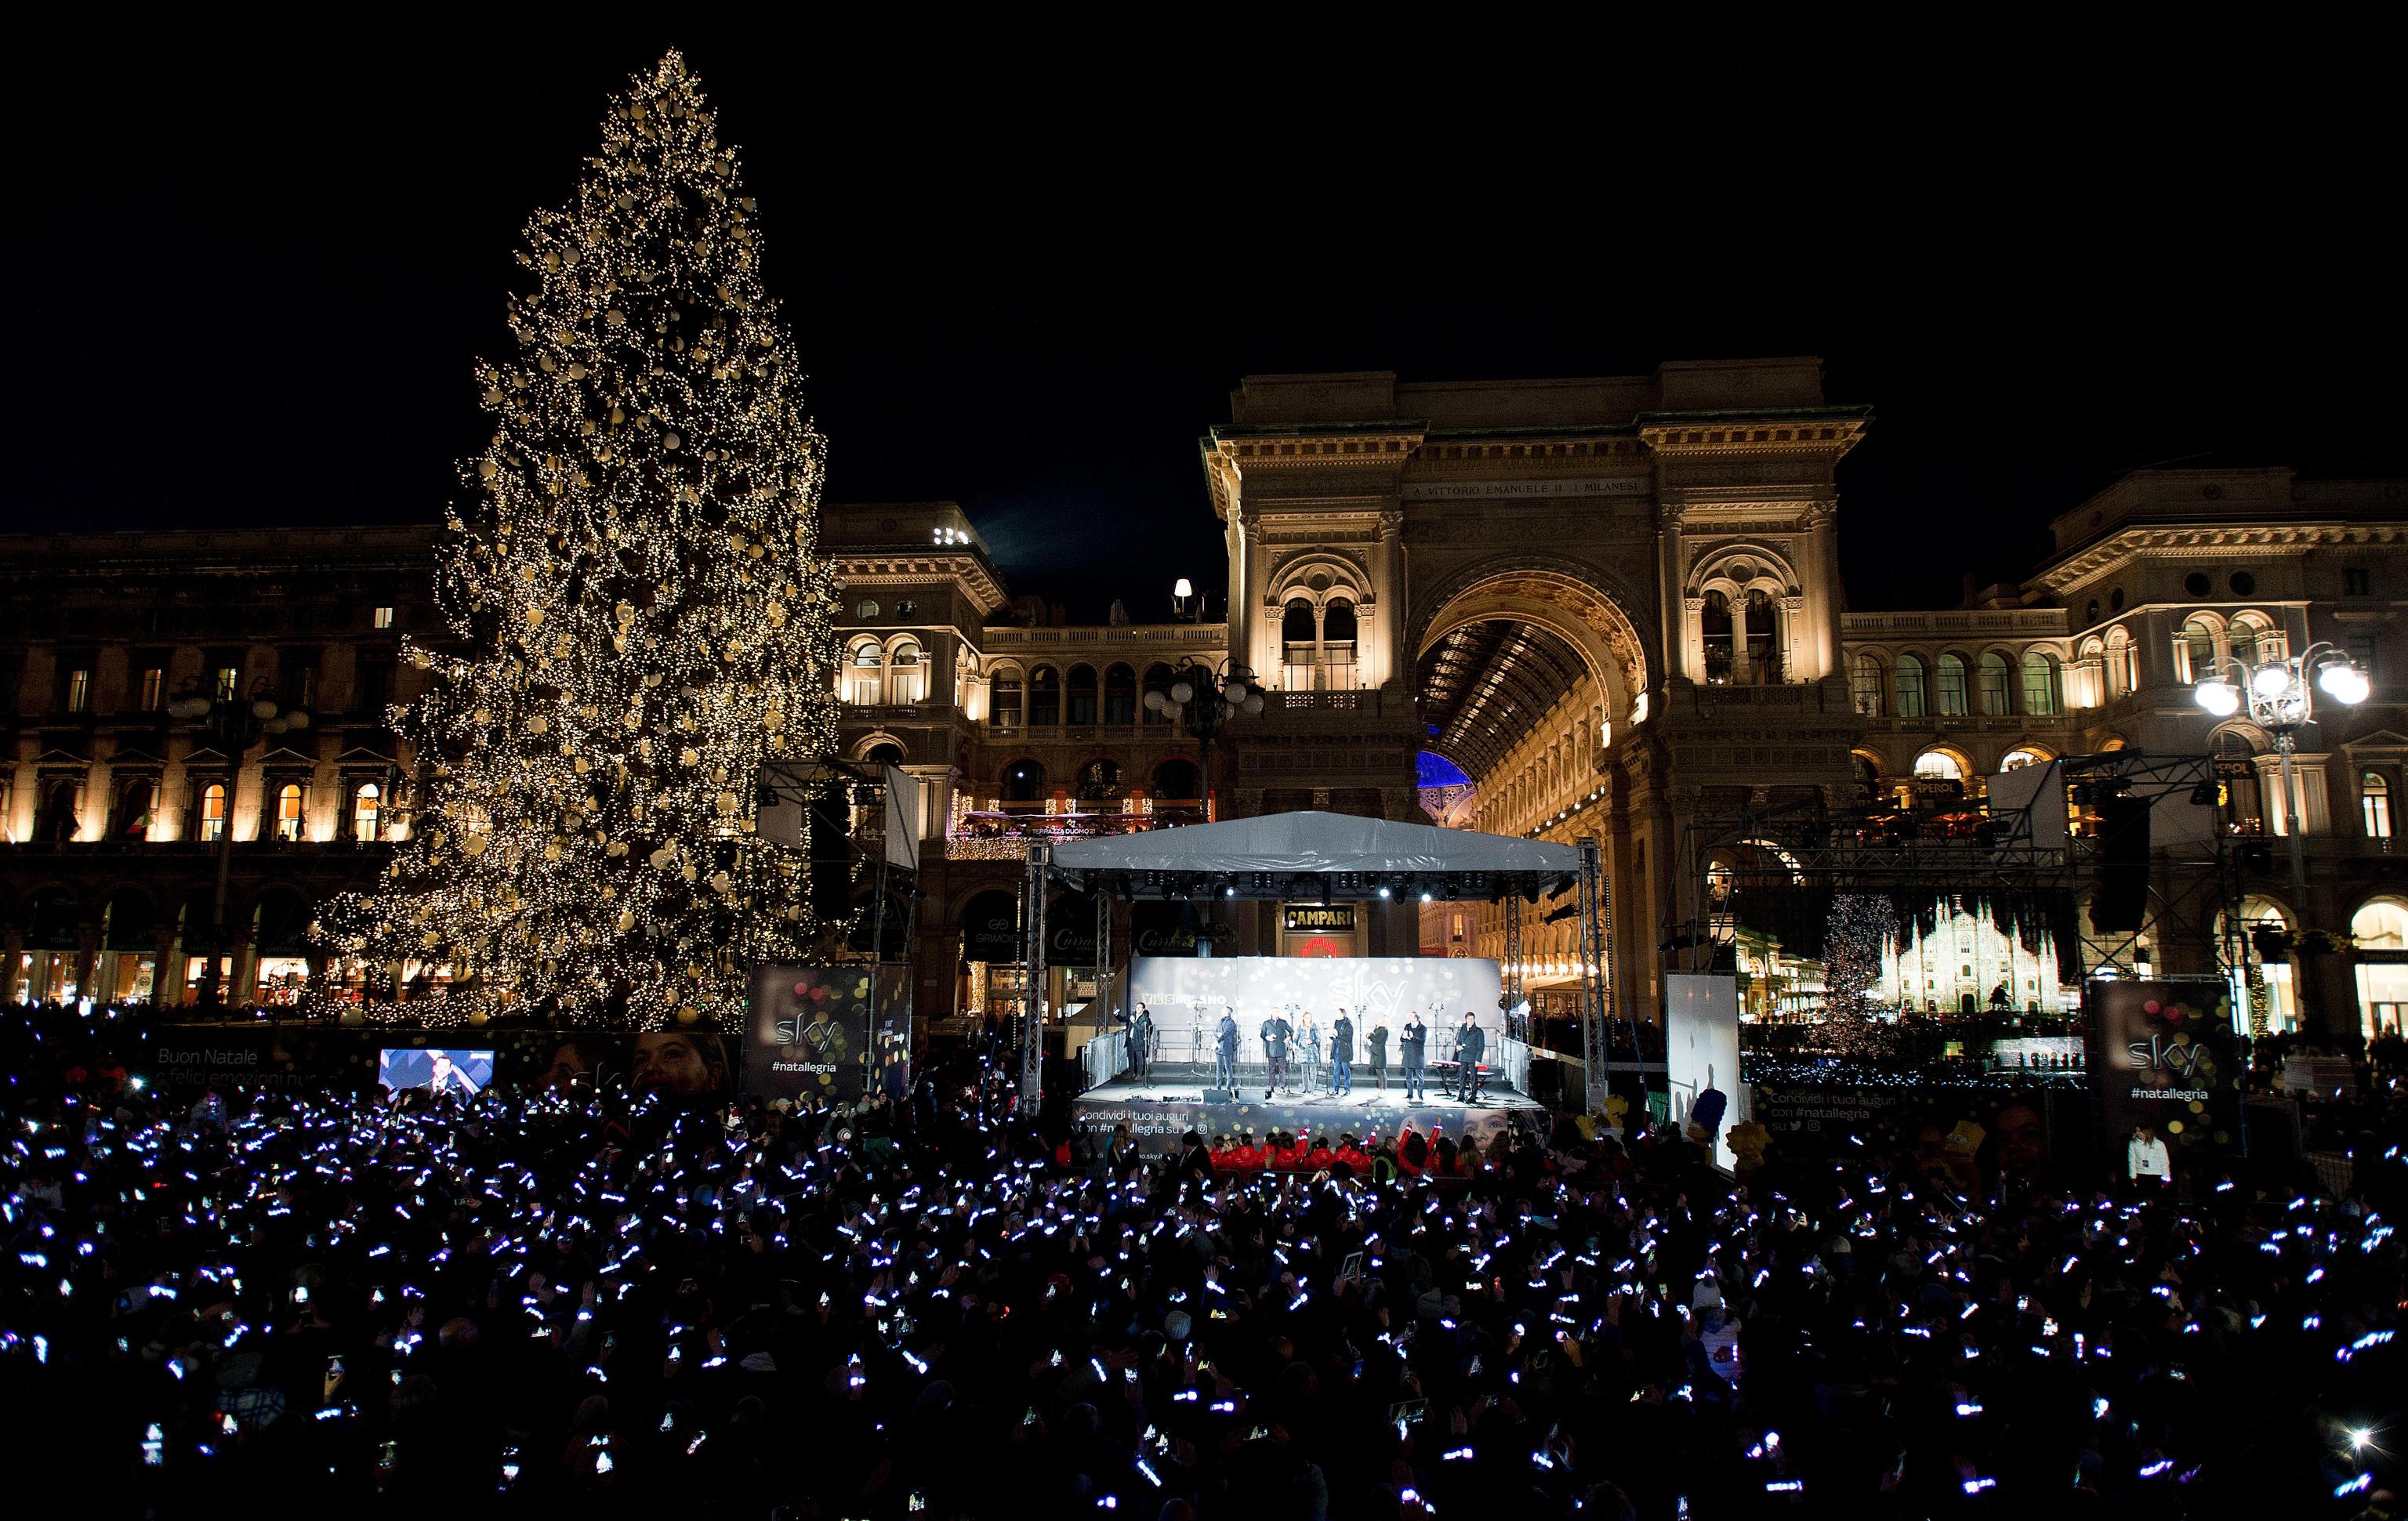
[633,1032,725,1097]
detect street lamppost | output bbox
[167,679,304,1009]
[1146,657,1263,820]
[2194,641,2367,1040]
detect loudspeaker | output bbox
[1202,1088,1235,1104]
[2091,793,2151,932]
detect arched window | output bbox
[1976,652,2013,715]
[866,741,905,766]
[1323,599,1358,685]
[1895,654,1927,719]
[2352,898,2408,948]
[200,782,227,842]
[1743,589,1780,683]
[2021,651,2062,715]
[1849,653,1885,716]
[2103,628,2136,699]
[1000,759,1046,803]
[2364,771,2393,840]
[1142,663,1175,725]
[1103,664,1137,726]
[1028,665,1061,726]
[275,783,305,842]
[887,640,923,704]
[354,782,382,842]
[1853,750,1883,801]
[1281,599,1316,689]
[847,640,883,705]
[1152,758,1201,802]
[1066,665,1098,726]
[2176,617,2217,684]
[1913,750,1964,781]
[1700,590,1734,684]
[992,667,1023,729]
[117,779,156,840]
[1936,654,1970,716]
[2000,747,2051,771]
[1076,759,1122,802]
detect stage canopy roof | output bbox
[1048,810,1583,900]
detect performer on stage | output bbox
[1400,1011,1427,1102]
[1213,1007,1239,1091]
[1366,1016,1389,1092]
[1296,1011,1322,1093]
[1260,1009,1293,1099]
[1453,1012,1486,1102]
[1331,1009,1354,1096]
[1127,1003,1151,1082]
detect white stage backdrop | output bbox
[1665,972,1747,1174]
[1130,957,1503,1053]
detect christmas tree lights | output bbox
[1822,893,1891,1023]
[320,52,840,1030]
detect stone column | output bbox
[1681,598,1708,685]
[1779,595,1805,684]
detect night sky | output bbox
[16,34,2399,621]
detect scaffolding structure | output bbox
[1677,751,2235,1007]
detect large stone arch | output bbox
[1409,555,1654,728]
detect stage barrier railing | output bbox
[1080,1028,1128,1093]
[1497,1035,1532,1097]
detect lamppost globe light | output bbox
[1244,694,1265,715]
[2250,663,2294,699]
[2194,679,2242,717]
[1170,682,1195,704]
[2319,662,2370,705]
[1223,679,1249,704]
[1143,690,1166,712]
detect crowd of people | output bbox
[1,1001,2402,1519]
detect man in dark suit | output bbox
[1400,1012,1427,1102]
[1330,1009,1354,1096]
[1214,1009,1239,1092]
[1454,1012,1486,1102]
[1262,1011,1293,1099]
[1126,1004,1151,1082]
[1366,1018,1389,1091]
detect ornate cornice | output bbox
[829,552,1008,616]
[2034,522,2408,596]
[1637,411,1868,459]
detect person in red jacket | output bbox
[1271,1133,1303,1172]
[1231,1135,1264,1174]
[1334,1135,1371,1175]
[1305,1134,1336,1172]
[1398,1121,1427,1177]
[1209,1135,1235,1172]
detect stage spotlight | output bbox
[1378,885,1391,899]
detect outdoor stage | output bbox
[1074,1063,1545,1153]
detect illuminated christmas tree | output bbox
[325,52,840,1029]
[1821,893,1891,1022]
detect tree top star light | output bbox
[321,51,841,1030]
